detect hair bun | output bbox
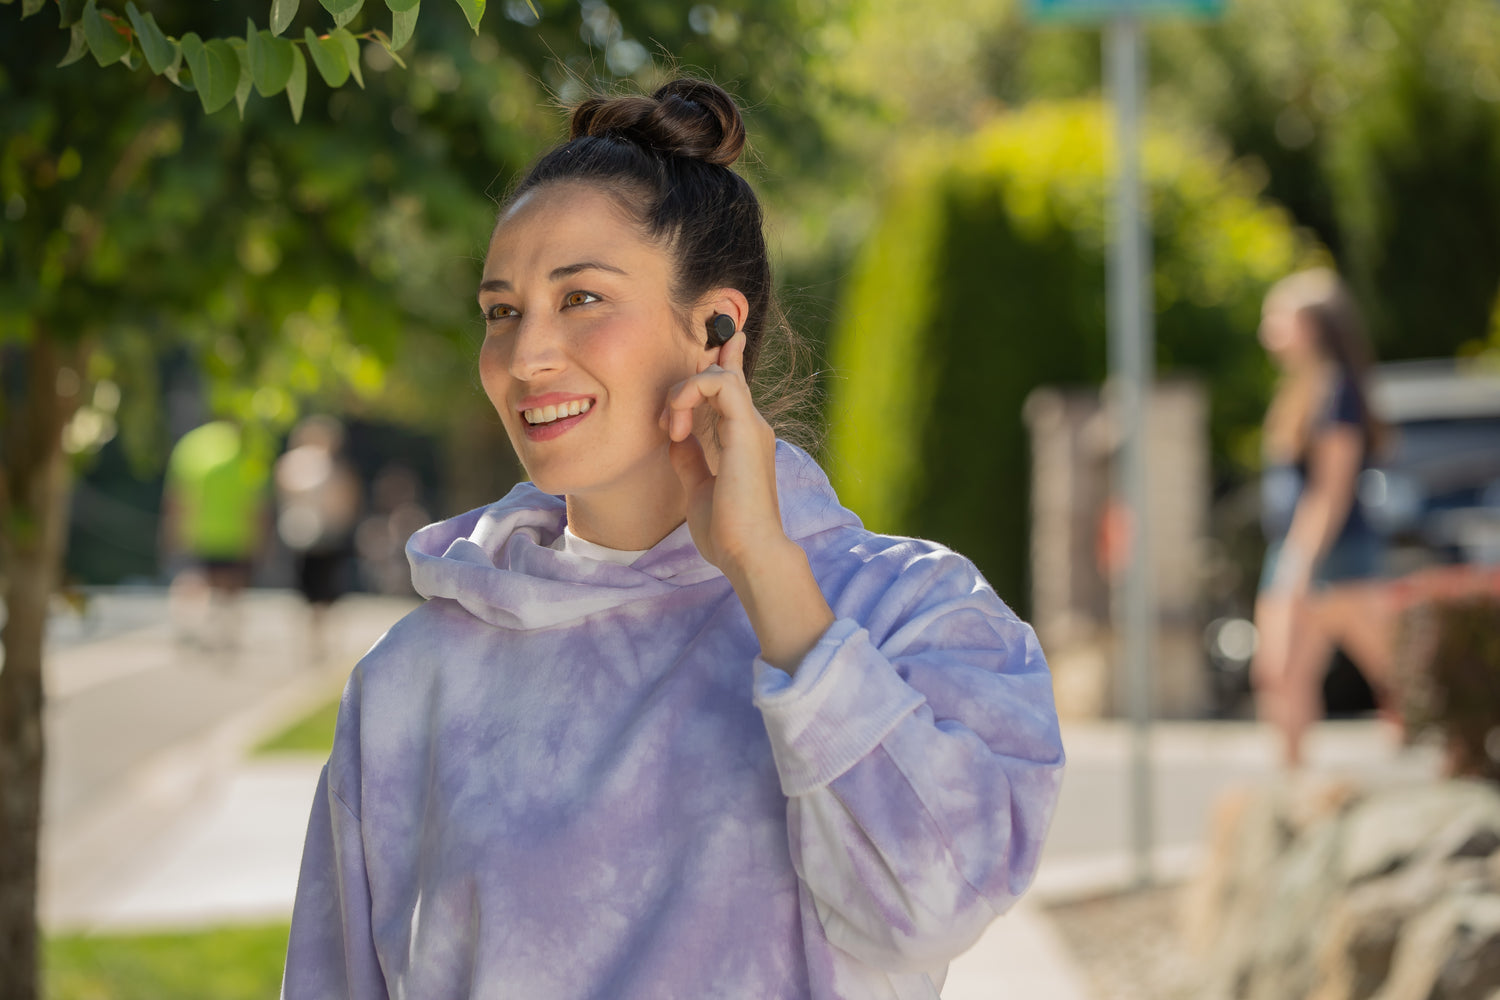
[570,78,746,167]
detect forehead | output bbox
[484,182,659,277]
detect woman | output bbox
[283,78,1063,999]
[1252,268,1383,767]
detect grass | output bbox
[252,696,340,757]
[45,923,290,1000]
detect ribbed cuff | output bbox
[753,619,926,796]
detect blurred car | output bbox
[1205,358,1500,716]
[1358,359,1500,569]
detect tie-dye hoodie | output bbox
[283,442,1064,1000]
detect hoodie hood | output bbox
[407,440,860,630]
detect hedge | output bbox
[825,99,1318,613]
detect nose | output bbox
[507,312,566,382]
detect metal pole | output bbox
[1105,13,1156,889]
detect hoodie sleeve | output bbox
[282,767,387,1000]
[751,543,1065,973]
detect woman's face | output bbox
[1258,300,1320,370]
[478,182,711,499]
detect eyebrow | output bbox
[478,260,627,294]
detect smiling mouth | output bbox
[523,399,593,426]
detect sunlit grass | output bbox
[252,696,340,757]
[45,923,290,1000]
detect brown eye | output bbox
[485,303,516,321]
[564,290,599,308]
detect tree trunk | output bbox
[0,336,79,1000]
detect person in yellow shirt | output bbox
[162,420,270,653]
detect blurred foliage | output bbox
[1395,594,1500,781]
[1153,0,1500,361]
[805,0,1500,366]
[44,923,290,1000]
[825,101,1315,611]
[1,0,834,467]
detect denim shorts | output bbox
[1259,532,1382,593]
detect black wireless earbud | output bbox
[707,313,736,347]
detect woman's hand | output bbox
[660,331,834,672]
[660,331,781,573]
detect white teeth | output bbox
[523,400,592,425]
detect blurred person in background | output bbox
[283,77,1064,999]
[354,463,431,597]
[161,418,270,654]
[1253,268,1386,767]
[274,414,363,664]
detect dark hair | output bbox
[1266,268,1387,456]
[501,78,776,383]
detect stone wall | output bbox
[1181,777,1500,1000]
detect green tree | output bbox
[825,100,1315,612]
[1154,0,1500,359]
[0,1,834,995]
[805,0,1500,368]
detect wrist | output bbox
[725,537,835,674]
[720,533,802,591]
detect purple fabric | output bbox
[282,442,1064,999]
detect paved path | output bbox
[39,588,418,930]
[35,587,1444,997]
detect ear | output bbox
[695,288,751,365]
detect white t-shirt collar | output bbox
[548,525,650,566]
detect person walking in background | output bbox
[161,418,270,654]
[1253,268,1386,767]
[274,415,362,664]
[283,77,1063,998]
[354,463,431,597]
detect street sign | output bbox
[1028,0,1222,21]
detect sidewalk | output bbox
[39,588,418,932]
[38,588,1441,997]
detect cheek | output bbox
[578,321,696,405]
[478,336,512,407]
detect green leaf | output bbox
[162,41,188,87]
[82,0,130,66]
[125,2,174,73]
[385,0,418,11]
[56,22,87,65]
[270,0,299,35]
[229,36,253,117]
[319,0,363,29]
[303,27,350,87]
[248,21,296,96]
[286,44,307,123]
[391,1,417,50]
[331,27,363,88]
[370,28,404,68]
[22,0,46,19]
[57,0,83,27]
[452,0,483,33]
[180,33,240,113]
